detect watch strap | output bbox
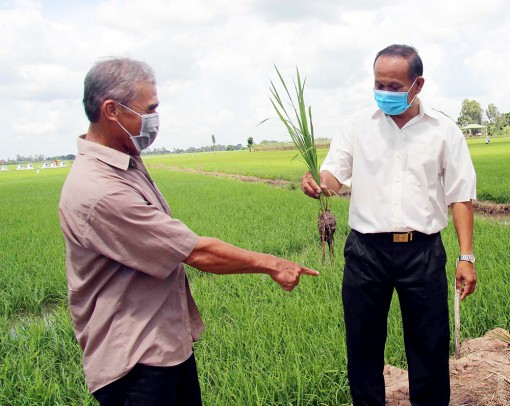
[458,254,475,264]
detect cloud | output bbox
[1,0,510,160]
[7,64,82,101]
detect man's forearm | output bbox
[184,237,275,275]
[452,201,477,300]
[184,237,319,291]
[451,201,474,253]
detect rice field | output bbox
[145,137,510,204]
[0,138,509,405]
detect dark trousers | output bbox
[342,230,450,406]
[92,353,202,406]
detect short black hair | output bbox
[374,44,423,81]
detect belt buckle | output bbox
[393,233,412,243]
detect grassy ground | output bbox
[0,142,509,404]
[145,149,325,183]
[465,137,510,203]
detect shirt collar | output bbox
[421,102,442,120]
[77,135,131,170]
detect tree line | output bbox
[457,100,510,136]
[1,153,76,165]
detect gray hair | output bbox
[83,57,156,123]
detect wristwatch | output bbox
[458,253,475,264]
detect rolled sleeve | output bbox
[85,187,199,279]
[320,122,354,187]
[444,130,477,205]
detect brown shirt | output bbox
[58,135,203,393]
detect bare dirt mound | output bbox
[384,329,510,406]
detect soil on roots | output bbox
[318,210,336,266]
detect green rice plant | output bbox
[1,152,510,404]
[265,66,336,266]
[0,306,95,405]
[0,169,68,318]
[468,137,510,203]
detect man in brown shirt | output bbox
[59,58,318,406]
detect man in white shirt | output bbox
[301,44,477,406]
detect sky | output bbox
[1,0,509,160]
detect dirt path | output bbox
[151,165,293,187]
[152,166,510,216]
[473,200,510,215]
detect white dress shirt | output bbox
[321,101,477,234]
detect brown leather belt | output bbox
[353,230,437,243]
[393,232,413,243]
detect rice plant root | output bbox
[318,209,336,267]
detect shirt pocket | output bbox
[406,143,438,188]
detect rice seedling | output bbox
[264,66,336,266]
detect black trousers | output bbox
[92,353,202,406]
[342,230,450,406]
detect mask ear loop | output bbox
[407,77,419,106]
[115,101,143,140]
[116,101,143,117]
[117,121,134,138]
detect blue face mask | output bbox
[373,78,418,115]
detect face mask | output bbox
[373,78,418,116]
[115,102,159,152]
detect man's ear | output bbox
[103,100,119,122]
[415,77,425,95]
